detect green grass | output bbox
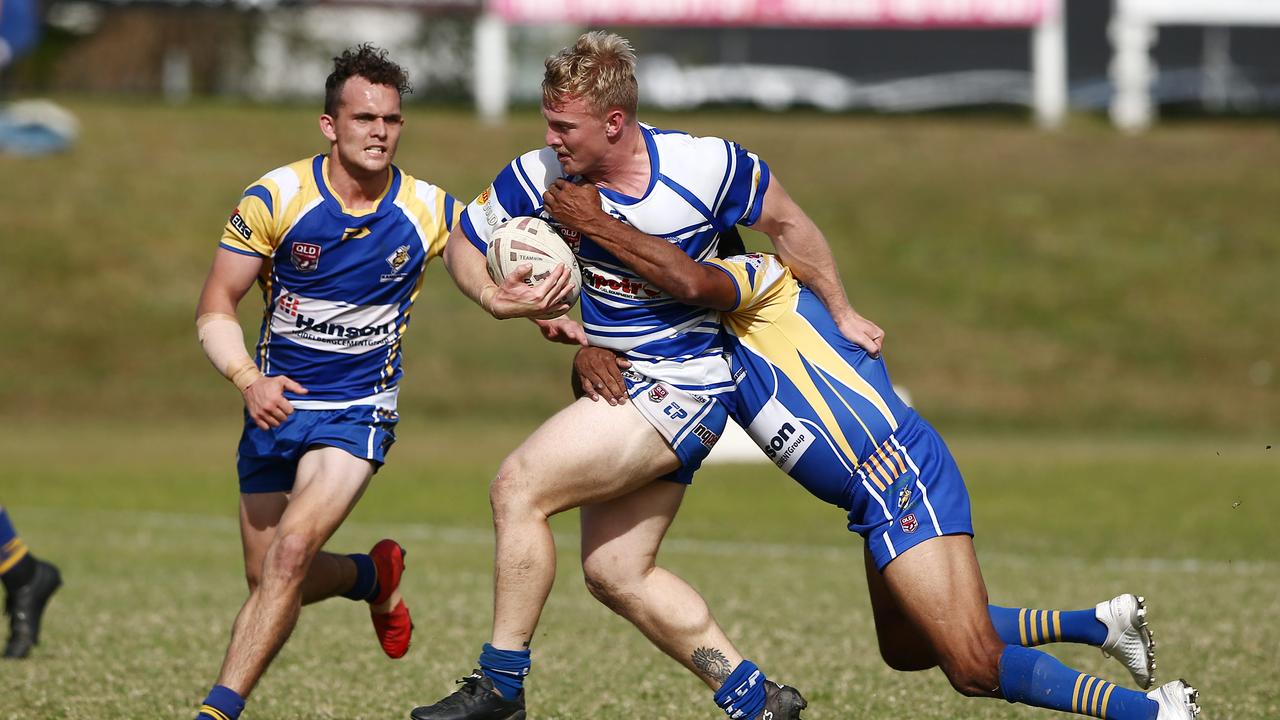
[2,421,1278,719]
[0,100,1276,433]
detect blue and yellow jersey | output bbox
[706,253,915,509]
[219,155,459,412]
[460,124,769,395]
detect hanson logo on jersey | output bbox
[270,292,398,354]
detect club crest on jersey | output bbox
[648,384,669,403]
[900,513,919,534]
[547,220,582,254]
[291,242,322,272]
[897,488,912,510]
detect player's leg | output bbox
[882,535,1181,719]
[410,398,685,720]
[196,447,374,720]
[861,544,938,672]
[1,506,62,659]
[988,594,1156,689]
[580,481,807,720]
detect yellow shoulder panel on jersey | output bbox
[396,174,458,262]
[219,158,318,257]
[704,253,798,335]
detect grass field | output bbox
[2,420,1278,719]
[1,101,1277,718]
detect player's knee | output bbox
[263,532,312,587]
[244,566,262,593]
[938,643,1002,698]
[581,556,642,612]
[489,458,549,522]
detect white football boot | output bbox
[1096,593,1156,689]
[1147,679,1200,719]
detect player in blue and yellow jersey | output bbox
[568,234,1200,720]
[1,506,61,659]
[191,45,460,720]
[410,31,883,720]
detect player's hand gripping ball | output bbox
[485,217,582,319]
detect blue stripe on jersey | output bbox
[597,128,659,206]
[713,140,734,219]
[658,174,715,226]
[221,241,266,257]
[460,211,485,253]
[508,161,542,213]
[444,193,456,230]
[244,185,273,215]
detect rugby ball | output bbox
[485,217,582,319]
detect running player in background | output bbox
[191,45,459,720]
[410,30,880,720]
[1,506,61,659]
[560,187,1200,720]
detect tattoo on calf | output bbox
[692,647,733,683]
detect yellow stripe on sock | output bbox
[0,539,28,574]
[199,705,231,720]
[1039,609,1050,645]
[1018,609,1029,646]
[1053,610,1062,642]
[1082,677,1099,716]
[1099,683,1117,718]
[1071,674,1086,713]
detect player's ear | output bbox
[319,114,338,143]
[604,108,625,139]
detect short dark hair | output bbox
[324,44,412,117]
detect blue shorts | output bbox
[236,405,398,494]
[846,413,974,570]
[622,370,729,485]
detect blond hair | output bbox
[542,31,639,118]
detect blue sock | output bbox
[478,643,530,700]
[989,605,1108,647]
[196,685,245,720]
[999,645,1157,719]
[714,660,767,720]
[340,553,378,601]
[0,506,36,590]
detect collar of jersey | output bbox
[313,155,399,219]
[595,125,659,206]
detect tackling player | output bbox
[1,506,61,659]
[191,45,459,720]
[409,31,881,720]
[563,197,1201,720]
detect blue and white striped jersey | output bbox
[220,156,459,413]
[459,124,770,393]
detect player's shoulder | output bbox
[503,146,565,192]
[646,123,734,155]
[646,124,740,177]
[394,166,457,224]
[241,156,316,214]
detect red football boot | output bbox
[368,539,413,658]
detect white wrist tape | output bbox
[196,313,262,392]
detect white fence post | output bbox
[474,13,508,125]
[1032,0,1067,129]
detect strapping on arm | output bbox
[196,312,261,392]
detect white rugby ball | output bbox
[485,216,582,319]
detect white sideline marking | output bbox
[59,507,1280,578]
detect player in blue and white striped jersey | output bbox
[411,31,882,720]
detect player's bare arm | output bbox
[195,248,307,430]
[543,179,738,310]
[752,177,885,355]
[441,223,575,320]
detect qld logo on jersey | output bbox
[291,242,323,272]
[900,513,919,534]
[270,293,398,354]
